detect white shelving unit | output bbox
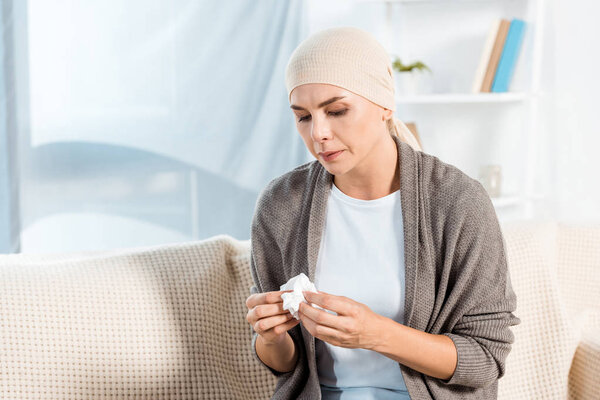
[367,0,546,220]
[396,92,530,104]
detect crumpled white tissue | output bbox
[279,272,323,320]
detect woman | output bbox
[245,26,520,400]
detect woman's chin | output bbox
[319,162,346,176]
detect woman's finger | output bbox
[254,312,293,334]
[246,290,294,309]
[268,315,300,336]
[280,316,301,332]
[303,291,352,316]
[249,302,289,324]
[299,301,348,331]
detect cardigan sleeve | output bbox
[248,184,300,378]
[437,181,521,389]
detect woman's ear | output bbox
[382,108,394,121]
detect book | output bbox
[480,19,511,93]
[472,18,501,93]
[492,18,526,92]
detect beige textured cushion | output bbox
[568,324,600,400]
[556,224,600,399]
[0,235,275,400]
[498,221,600,400]
[498,221,579,399]
[556,224,600,333]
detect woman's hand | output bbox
[298,290,385,350]
[246,290,301,346]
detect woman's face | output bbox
[289,83,393,176]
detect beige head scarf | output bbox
[285,26,422,152]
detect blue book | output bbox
[492,18,526,92]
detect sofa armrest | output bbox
[568,323,600,399]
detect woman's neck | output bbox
[333,134,400,201]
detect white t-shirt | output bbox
[314,181,411,400]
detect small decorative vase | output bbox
[394,70,433,95]
[478,165,503,198]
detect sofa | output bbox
[0,220,598,399]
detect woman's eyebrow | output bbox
[290,96,346,111]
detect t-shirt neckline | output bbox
[331,182,400,207]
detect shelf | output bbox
[490,192,545,208]
[357,0,509,3]
[491,195,521,208]
[366,0,545,220]
[396,92,529,105]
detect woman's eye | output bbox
[297,109,347,123]
[330,109,347,116]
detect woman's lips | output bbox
[320,150,344,161]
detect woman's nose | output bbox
[310,117,332,141]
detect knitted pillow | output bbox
[498,221,580,399]
[0,235,275,400]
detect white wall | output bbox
[550,0,600,222]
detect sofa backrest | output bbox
[498,220,600,400]
[555,224,600,331]
[0,234,275,400]
[2,222,598,400]
[498,221,579,399]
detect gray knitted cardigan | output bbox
[249,134,521,399]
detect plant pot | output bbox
[394,70,434,96]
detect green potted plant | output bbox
[391,56,433,95]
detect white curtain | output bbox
[0,0,311,253]
[0,0,21,253]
